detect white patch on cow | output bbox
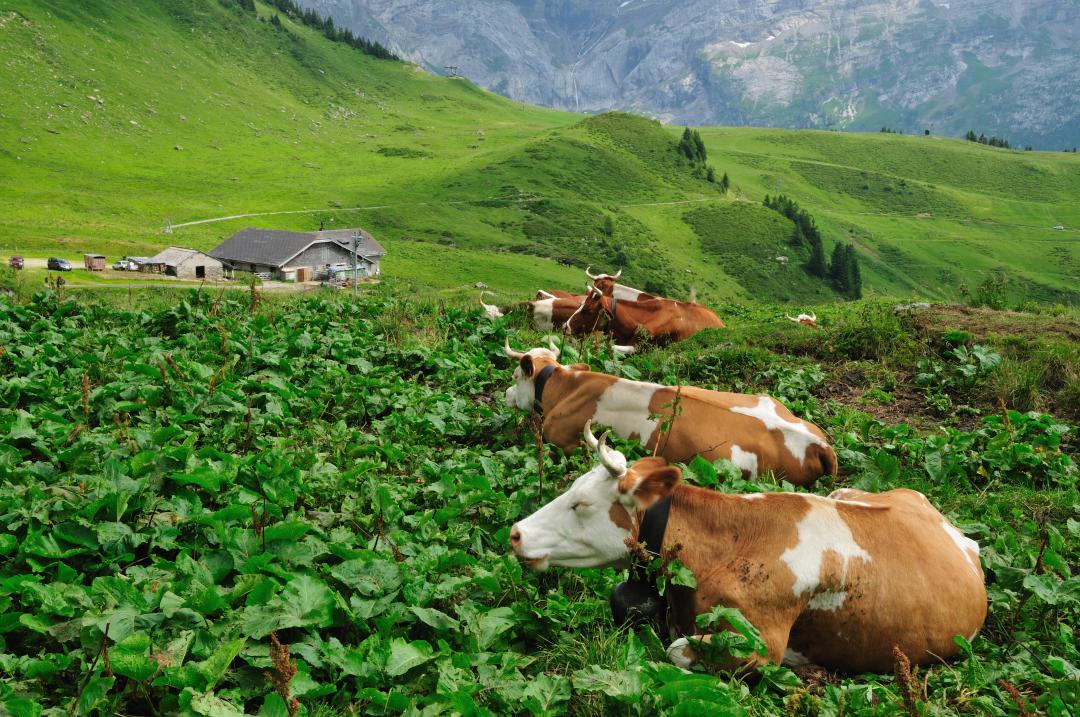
[729,444,759,478]
[780,498,871,598]
[591,379,663,443]
[612,284,645,301]
[666,637,693,669]
[941,520,981,577]
[731,396,827,465]
[741,492,765,501]
[782,649,810,667]
[533,298,555,331]
[807,591,847,611]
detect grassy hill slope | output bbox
[2,1,1079,305]
[695,128,1080,304]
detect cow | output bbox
[502,341,836,486]
[508,424,987,673]
[522,295,588,332]
[564,287,724,345]
[785,312,818,328]
[585,267,656,302]
[479,291,503,319]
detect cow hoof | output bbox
[666,637,694,669]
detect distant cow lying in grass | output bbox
[785,312,818,327]
[503,341,836,486]
[509,424,987,673]
[564,286,724,345]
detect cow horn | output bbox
[583,419,599,452]
[613,269,622,279]
[547,336,560,357]
[785,315,798,323]
[809,312,817,322]
[503,339,525,360]
[537,289,556,299]
[597,432,626,477]
[585,265,598,279]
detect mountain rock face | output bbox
[299,0,1080,148]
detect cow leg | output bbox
[666,624,791,672]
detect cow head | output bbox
[564,286,607,335]
[509,423,681,570]
[586,266,622,298]
[503,338,562,411]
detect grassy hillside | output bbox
[2,1,1079,306]
[695,128,1080,304]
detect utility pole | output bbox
[352,231,359,299]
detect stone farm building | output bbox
[209,228,386,281]
[148,247,225,280]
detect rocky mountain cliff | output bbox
[299,0,1080,148]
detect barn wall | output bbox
[174,253,225,280]
[284,242,354,271]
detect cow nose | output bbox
[509,525,522,550]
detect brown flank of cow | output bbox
[506,350,836,486]
[622,460,986,672]
[565,289,725,345]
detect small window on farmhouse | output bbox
[196,266,205,279]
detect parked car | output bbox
[47,257,72,271]
[113,258,138,271]
[8,256,23,270]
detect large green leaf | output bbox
[111,631,158,682]
[385,638,434,677]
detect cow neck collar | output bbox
[633,494,672,579]
[532,364,556,414]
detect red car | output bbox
[8,256,23,270]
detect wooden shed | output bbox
[83,254,106,271]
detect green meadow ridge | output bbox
[1,0,1080,305]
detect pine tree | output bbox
[720,172,730,192]
[847,246,862,299]
[706,166,716,183]
[829,243,850,294]
[693,130,707,162]
[270,13,282,27]
[807,237,828,278]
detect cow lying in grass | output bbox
[503,341,836,486]
[564,286,724,345]
[509,425,987,673]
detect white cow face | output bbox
[510,437,681,570]
[503,348,558,412]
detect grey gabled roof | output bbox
[150,246,216,267]
[209,228,385,268]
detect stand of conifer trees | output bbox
[764,194,862,299]
[254,0,398,60]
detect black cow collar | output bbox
[532,364,556,414]
[633,494,672,579]
[611,494,673,629]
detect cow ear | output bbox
[568,362,590,371]
[619,460,681,510]
[520,355,534,377]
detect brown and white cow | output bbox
[785,312,818,328]
[508,426,987,673]
[479,291,504,319]
[564,287,724,345]
[585,267,656,302]
[503,342,836,486]
[517,295,586,332]
[536,289,581,301]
